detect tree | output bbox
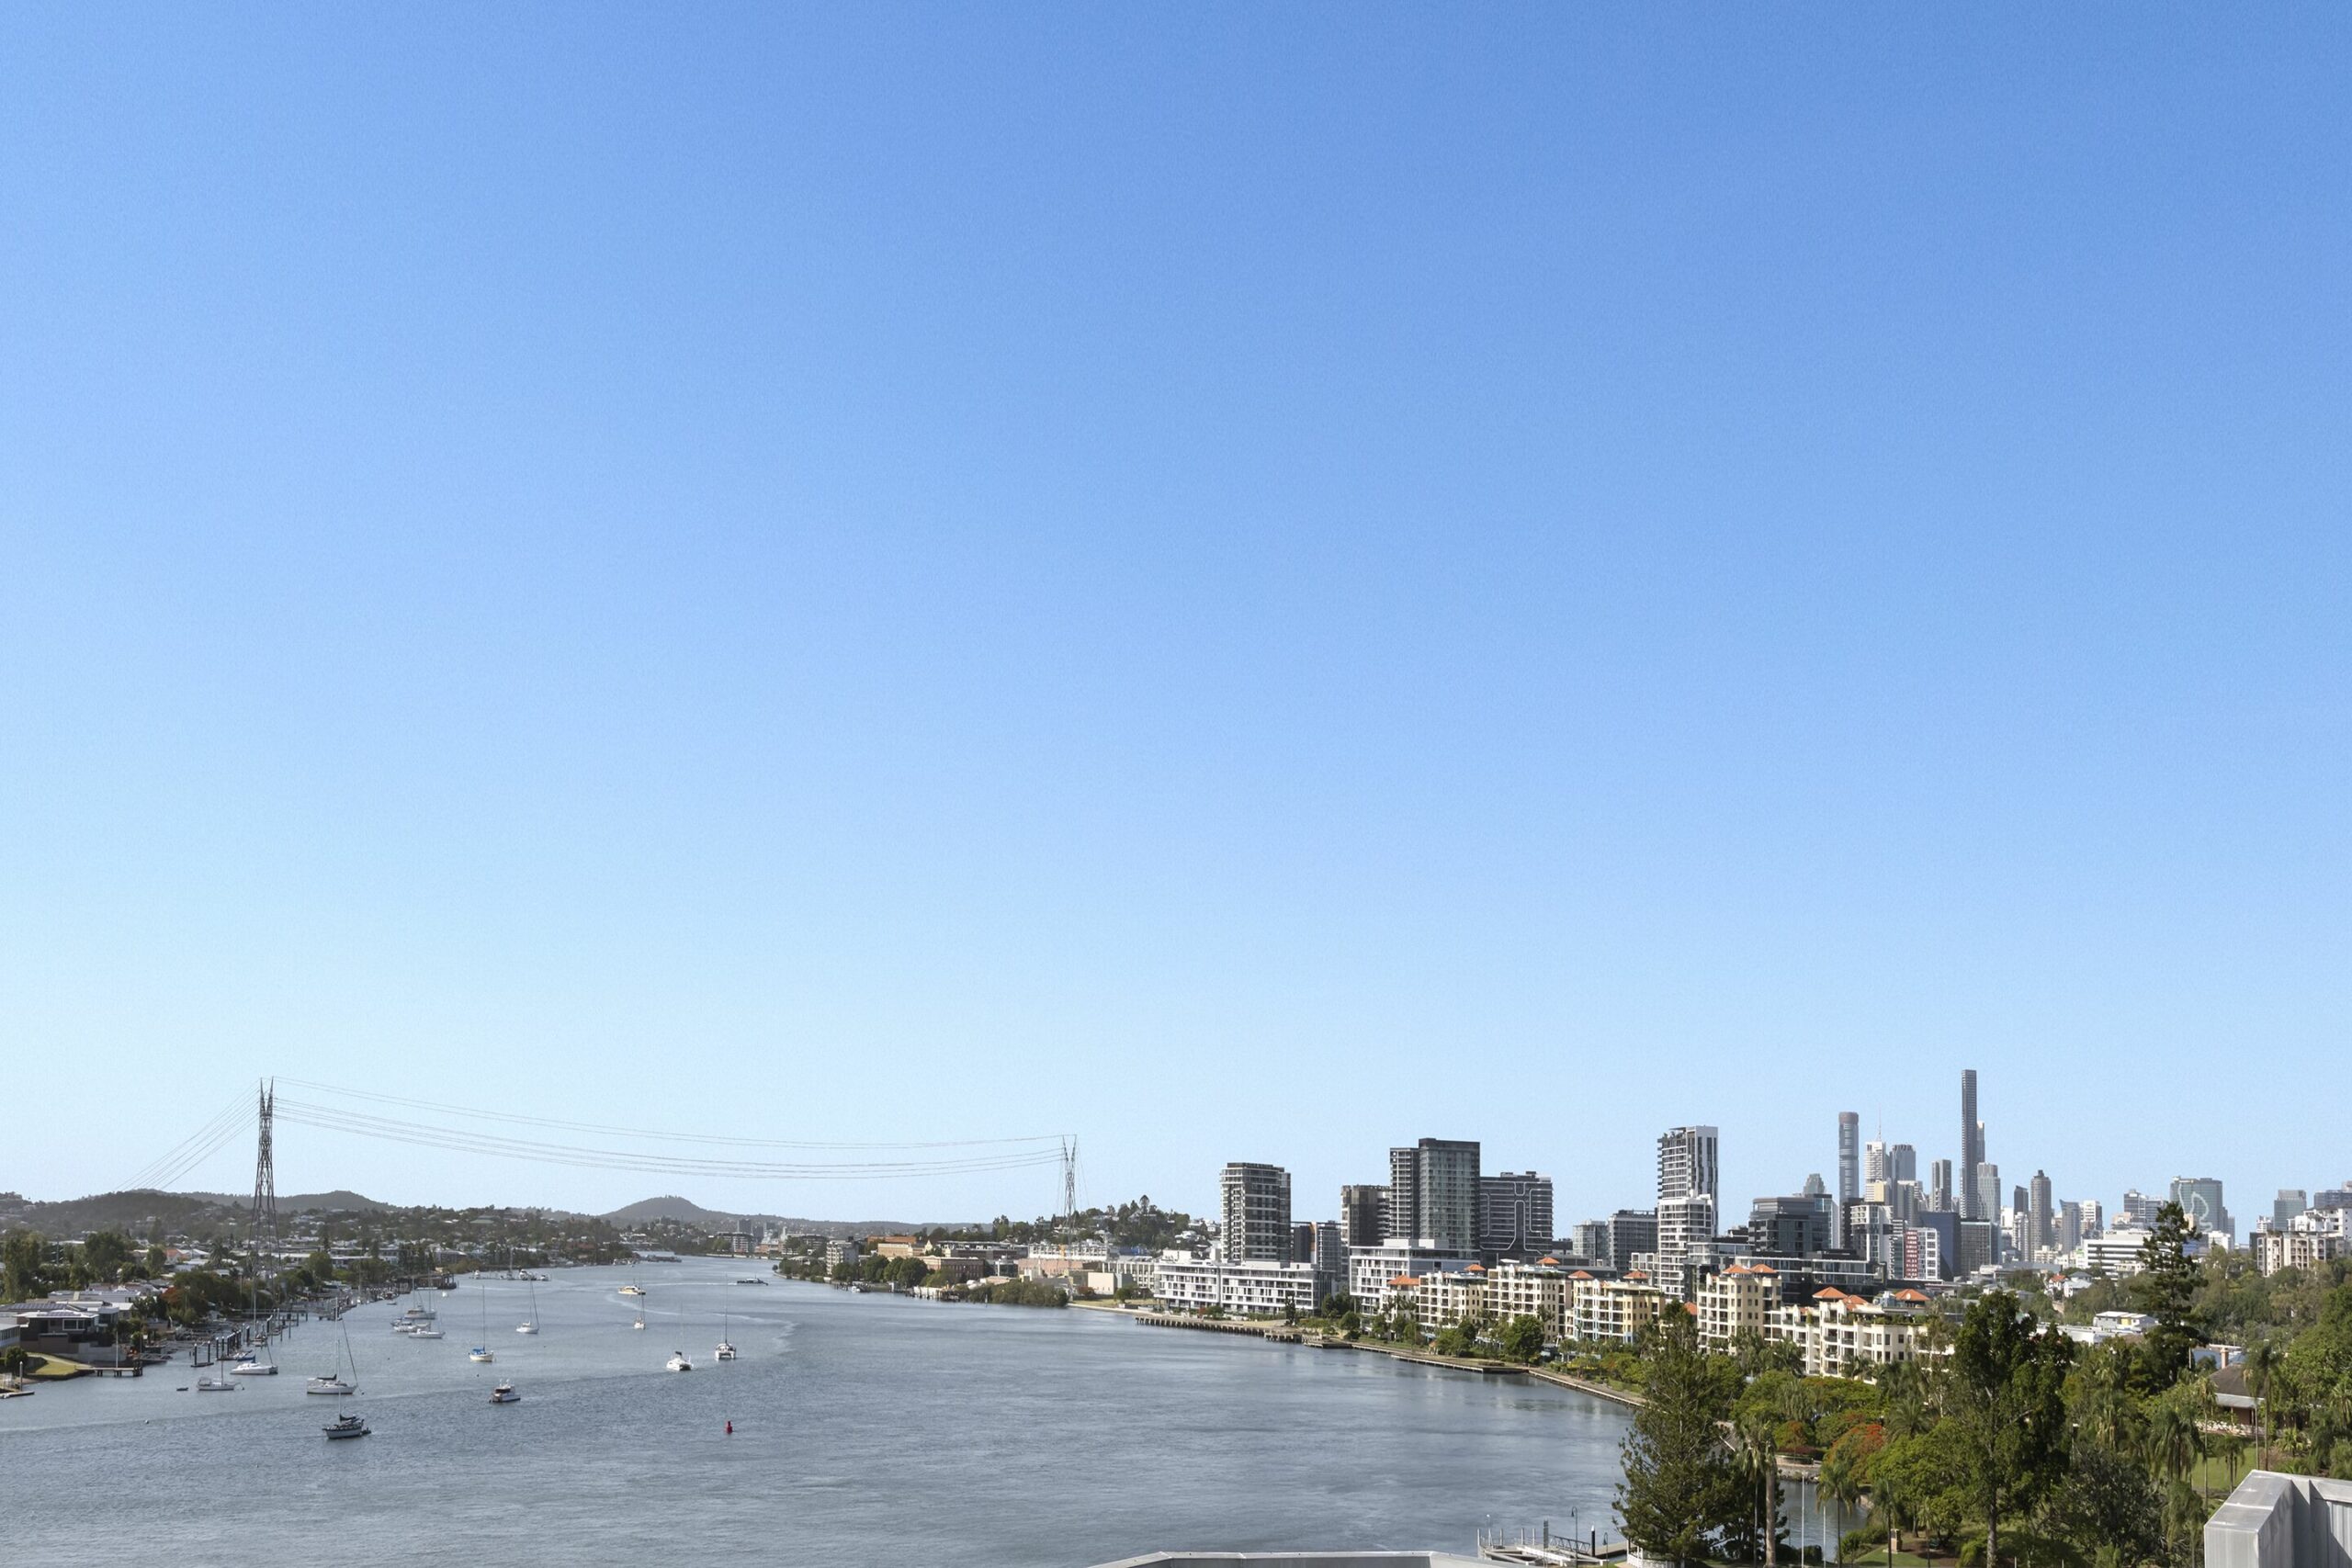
[1727,1399,1784,1566]
[2131,1202,2202,1382]
[79,1230,131,1284]
[1498,1314,1546,1364]
[2245,1336,2284,1469]
[2039,1438,2163,1567]
[2,1230,46,1301]
[1616,1312,1743,1564]
[1949,1290,2075,1566]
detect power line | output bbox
[271,1098,1068,1180]
[275,1076,1061,1151]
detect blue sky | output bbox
[3,8,2346,1229]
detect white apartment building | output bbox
[2255,1220,2348,1278]
[1413,1267,1489,1330]
[1567,1270,1676,1344]
[1151,1255,1326,1316]
[1767,1288,1944,1379]
[1348,1242,1476,1307]
[1484,1258,1568,1341]
[1694,1263,1781,1350]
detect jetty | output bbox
[1132,1312,1302,1342]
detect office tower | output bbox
[2170,1177,2233,1242]
[2276,1190,2309,1229]
[1386,1138,1481,1250]
[1572,1219,1609,1262]
[1747,1193,1832,1258]
[2074,1199,2103,1237]
[1478,1172,1554,1258]
[2121,1189,2161,1226]
[1864,1139,1889,1186]
[2030,1171,2054,1256]
[2011,1183,2028,1223]
[1340,1185,1388,1247]
[2315,1184,2352,1213]
[1928,1159,1953,1213]
[1802,1172,1827,1198]
[1219,1162,1293,1262]
[2058,1201,2083,1255]
[1888,1144,1917,1184]
[1916,1209,1959,1279]
[1973,1163,2001,1228]
[1836,1112,1860,1247]
[1960,1069,1983,1217]
[1603,1209,1658,1271]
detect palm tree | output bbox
[2244,1337,2282,1469]
[1820,1444,1866,1562]
[1732,1403,1782,1566]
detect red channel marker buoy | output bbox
[725,1420,733,1434]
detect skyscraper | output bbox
[1973,1163,2001,1228]
[2275,1190,2309,1229]
[1864,1139,1889,1186]
[1960,1069,1984,1219]
[1928,1158,1953,1213]
[2030,1170,2053,1257]
[1888,1144,1917,1185]
[1220,1162,1293,1262]
[2170,1177,2233,1243]
[1836,1111,1860,1247]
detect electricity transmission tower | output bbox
[1059,1136,1079,1245]
[250,1078,277,1254]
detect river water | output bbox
[3,1258,1634,1565]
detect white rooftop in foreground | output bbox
[1094,1556,1483,1568]
[2204,1470,2352,1566]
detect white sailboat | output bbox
[468,1269,495,1362]
[232,1259,278,1375]
[308,1311,359,1395]
[665,1349,693,1371]
[516,1273,540,1335]
[714,1308,736,1360]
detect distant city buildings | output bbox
[1219,1163,1292,1263]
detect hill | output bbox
[598,1195,968,1238]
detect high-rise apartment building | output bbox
[1340,1184,1388,1247]
[1220,1162,1293,1263]
[1863,1139,1889,1186]
[2030,1170,2054,1256]
[1602,1209,1658,1271]
[1658,1126,1719,1208]
[1385,1138,1480,1250]
[1477,1172,1554,1258]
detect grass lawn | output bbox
[2190,1447,2259,1495]
[27,1353,88,1380]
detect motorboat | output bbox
[665,1351,693,1372]
[230,1358,277,1376]
[412,1326,444,1339]
[196,1375,239,1392]
[489,1382,520,1404]
[714,1340,737,1360]
[514,1322,538,1335]
[391,1322,418,1335]
[630,1313,646,1331]
[736,1278,766,1286]
[617,1284,646,1298]
[468,1347,494,1363]
[323,1413,371,1439]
